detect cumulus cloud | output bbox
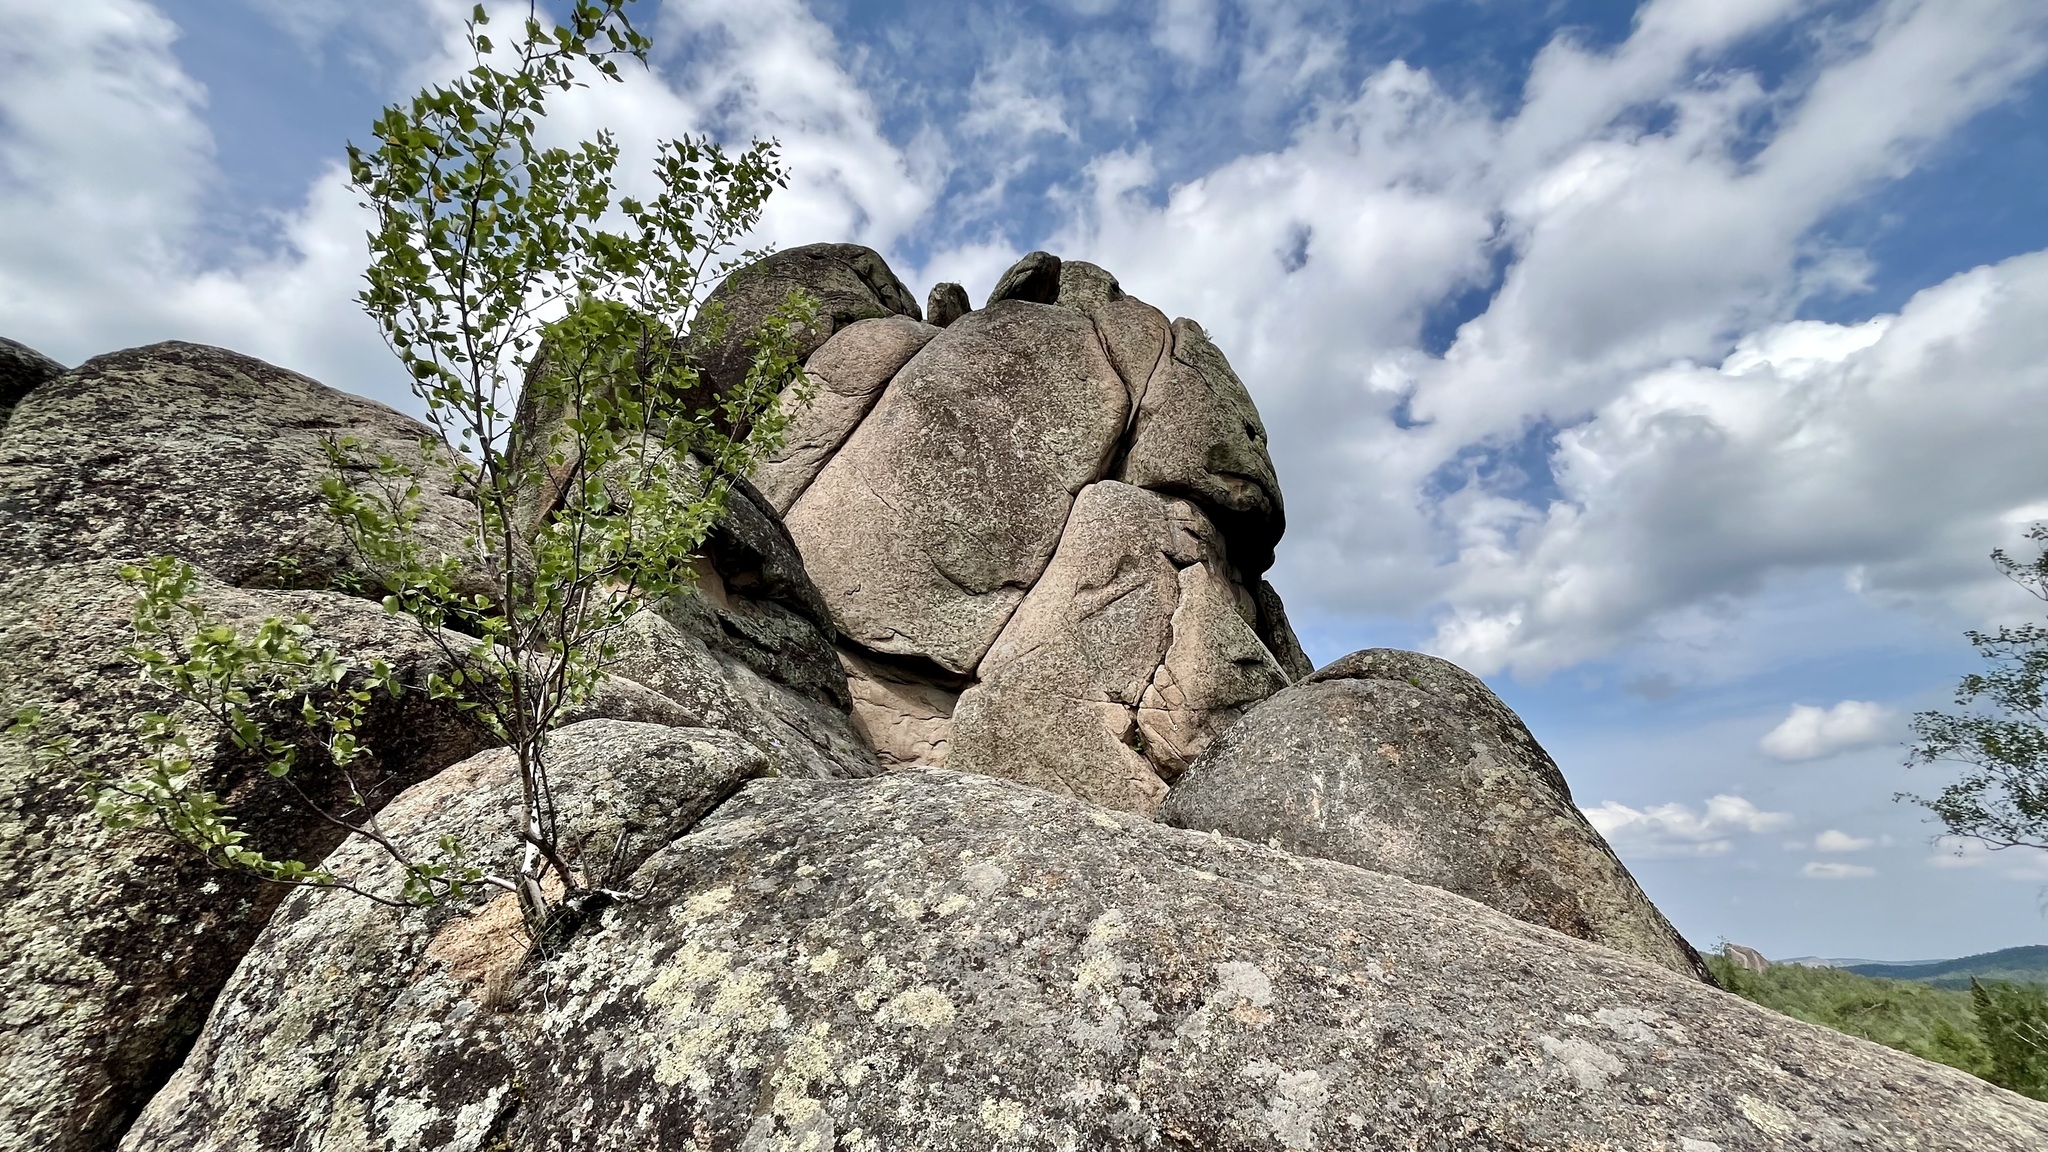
[1582,794,1794,858]
[1813,829,1879,853]
[1039,0,2048,678]
[1928,836,2048,879]
[0,0,935,410]
[1803,861,1878,880]
[1760,702,1897,762]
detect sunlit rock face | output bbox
[755,248,1300,814]
[123,767,2048,1151]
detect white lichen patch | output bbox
[677,886,736,923]
[1538,1035,1624,1090]
[806,947,843,974]
[1265,1068,1331,1151]
[978,1096,1027,1140]
[933,892,972,917]
[877,985,956,1029]
[1737,1094,1797,1138]
[648,941,792,1091]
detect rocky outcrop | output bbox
[925,281,970,327]
[743,248,1307,812]
[0,341,879,1151]
[0,341,479,592]
[1159,648,1714,982]
[785,300,1129,675]
[0,562,498,1152]
[0,336,64,428]
[126,766,2048,1150]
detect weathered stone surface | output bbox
[948,482,1183,813]
[1136,559,1292,779]
[1160,648,1714,983]
[1253,578,1314,681]
[988,249,1061,304]
[784,300,1129,674]
[925,282,971,328]
[1117,319,1284,575]
[605,608,877,781]
[0,336,64,429]
[130,768,2048,1151]
[0,342,477,592]
[1725,942,1771,974]
[839,647,959,768]
[692,475,843,688]
[0,562,496,1152]
[120,719,774,1152]
[1054,259,1123,311]
[753,316,938,514]
[696,242,920,394]
[1089,294,1173,417]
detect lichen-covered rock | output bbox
[1117,319,1284,575]
[119,719,774,1152]
[987,249,1061,304]
[1159,648,1713,982]
[604,608,876,780]
[128,768,2048,1151]
[785,300,1129,674]
[753,316,938,514]
[0,562,496,1152]
[0,342,477,592]
[925,282,971,328]
[0,336,64,428]
[1053,258,1123,311]
[696,242,921,394]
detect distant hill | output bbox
[1843,946,2048,990]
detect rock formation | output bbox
[0,342,871,1152]
[755,247,1299,813]
[123,765,2048,1151]
[1160,649,1713,982]
[5,245,2042,1151]
[0,336,64,429]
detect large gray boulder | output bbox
[120,718,775,1152]
[125,767,2048,1150]
[785,300,1129,675]
[1159,648,1714,983]
[0,342,478,592]
[0,336,65,429]
[0,562,496,1152]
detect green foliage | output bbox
[1708,956,2048,1099]
[1706,955,1993,1078]
[16,558,487,908]
[1906,523,2048,852]
[1973,977,2048,1098]
[20,0,813,936]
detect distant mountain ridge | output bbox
[1841,945,2048,989]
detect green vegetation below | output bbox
[1707,956,2048,1100]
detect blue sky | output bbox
[6,0,2048,961]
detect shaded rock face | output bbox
[0,563,498,1152]
[924,281,970,328]
[129,767,2048,1151]
[0,342,877,1151]
[0,336,65,428]
[1159,648,1714,983]
[697,242,921,395]
[748,247,1304,813]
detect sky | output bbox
[4,0,2048,962]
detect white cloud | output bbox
[0,0,935,409]
[1152,0,1219,68]
[1803,861,1878,880]
[1928,836,2048,879]
[1760,702,1896,762]
[1813,829,1878,853]
[1583,794,1794,858]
